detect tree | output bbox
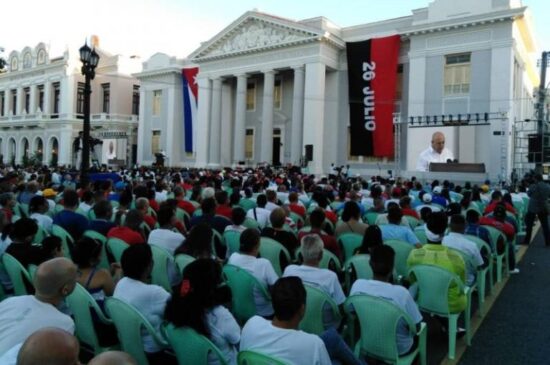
[0,47,6,73]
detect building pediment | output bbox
[190,12,332,62]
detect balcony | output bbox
[0,112,138,129]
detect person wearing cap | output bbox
[407,212,467,314]
[431,186,448,208]
[416,132,454,172]
[42,188,57,212]
[107,181,126,203]
[414,192,441,215]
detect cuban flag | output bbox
[182,67,199,153]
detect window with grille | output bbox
[444,53,471,95]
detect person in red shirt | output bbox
[298,208,341,260]
[136,197,157,229]
[107,209,146,245]
[484,190,516,216]
[400,196,419,219]
[215,190,233,219]
[173,186,196,216]
[480,203,516,240]
[287,192,306,218]
[0,192,15,223]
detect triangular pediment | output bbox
[190,12,325,61]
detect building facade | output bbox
[0,42,141,168]
[137,0,539,181]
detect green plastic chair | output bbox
[408,265,472,360]
[88,209,97,220]
[106,237,129,264]
[193,208,203,217]
[52,224,75,259]
[163,324,228,365]
[413,227,427,245]
[295,248,342,274]
[363,212,380,225]
[66,283,118,355]
[337,233,363,262]
[150,245,177,292]
[480,225,509,282]
[344,294,427,365]
[299,284,342,335]
[33,225,49,244]
[288,212,304,228]
[239,199,257,212]
[464,235,494,315]
[242,217,261,231]
[404,216,420,229]
[211,229,226,259]
[174,254,196,275]
[223,230,242,258]
[384,239,414,281]
[343,254,373,293]
[175,208,191,230]
[83,230,110,270]
[105,297,168,365]
[238,350,288,365]
[222,264,271,325]
[259,237,291,276]
[1,253,34,296]
[16,203,29,218]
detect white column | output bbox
[165,87,176,166]
[290,66,305,165]
[195,77,212,167]
[43,81,51,115]
[208,78,222,167]
[233,74,247,163]
[16,88,23,115]
[3,90,10,116]
[29,85,37,114]
[136,88,146,164]
[220,81,233,166]
[58,126,73,166]
[405,56,427,171]
[302,63,326,174]
[260,70,275,164]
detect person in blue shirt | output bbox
[52,189,89,240]
[464,209,491,245]
[380,205,421,248]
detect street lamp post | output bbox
[79,42,99,182]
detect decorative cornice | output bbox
[400,7,525,37]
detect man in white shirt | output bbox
[0,258,76,355]
[148,205,185,254]
[442,214,484,286]
[240,277,332,365]
[283,234,345,329]
[113,244,171,356]
[416,131,454,172]
[228,228,278,317]
[350,245,423,355]
[246,194,271,228]
[0,328,80,365]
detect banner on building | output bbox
[346,35,400,157]
[182,67,199,153]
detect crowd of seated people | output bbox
[0,163,538,364]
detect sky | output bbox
[1,0,549,61]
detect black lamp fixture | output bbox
[79,40,100,183]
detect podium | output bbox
[155,153,165,167]
[429,163,486,173]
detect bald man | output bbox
[0,328,81,365]
[416,131,454,172]
[89,351,137,365]
[0,258,76,355]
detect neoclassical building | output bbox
[0,41,141,168]
[137,0,539,181]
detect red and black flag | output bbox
[346,35,401,157]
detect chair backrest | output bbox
[106,237,129,264]
[105,297,167,365]
[414,227,427,245]
[259,237,291,276]
[238,350,288,365]
[481,225,507,253]
[299,284,342,335]
[408,264,464,316]
[239,199,256,212]
[337,233,363,262]
[242,217,260,231]
[222,264,270,324]
[383,239,414,279]
[66,283,114,353]
[174,254,195,275]
[150,245,175,292]
[404,216,420,229]
[363,212,380,225]
[52,224,75,258]
[223,230,242,258]
[344,254,373,291]
[175,208,190,230]
[164,324,228,365]
[211,229,225,259]
[1,253,34,296]
[33,225,49,244]
[345,294,417,362]
[83,230,109,270]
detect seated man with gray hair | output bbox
[282,234,345,329]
